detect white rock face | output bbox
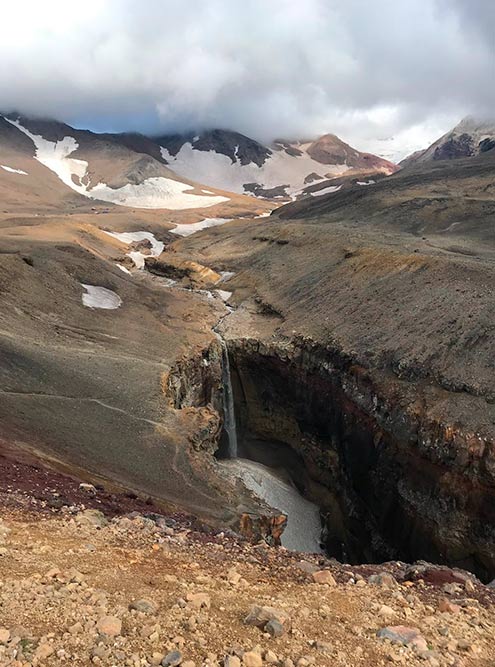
[5,118,229,210]
[1,165,28,175]
[220,458,322,553]
[81,284,122,309]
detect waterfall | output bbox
[219,336,238,458]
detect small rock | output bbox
[162,650,182,666]
[443,583,462,595]
[296,560,319,575]
[68,622,83,634]
[76,509,108,528]
[464,579,475,593]
[243,651,263,667]
[35,643,55,660]
[419,650,441,667]
[439,598,461,614]
[186,592,211,609]
[96,615,122,637]
[368,573,398,588]
[0,628,10,644]
[264,650,278,663]
[377,625,428,652]
[79,482,97,494]
[378,605,396,618]
[45,567,61,579]
[224,656,241,667]
[244,605,291,634]
[457,640,473,652]
[129,598,158,614]
[265,619,284,637]
[315,641,332,654]
[312,570,336,585]
[227,568,242,585]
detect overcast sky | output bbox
[1,0,493,160]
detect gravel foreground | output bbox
[0,457,494,667]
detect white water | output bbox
[217,335,238,458]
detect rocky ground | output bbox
[0,455,494,667]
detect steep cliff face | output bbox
[225,336,495,581]
[162,337,288,543]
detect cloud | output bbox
[0,0,493,155]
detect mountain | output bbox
[0,114,265,214]
[400,117,495,168]
[157,129,398,199]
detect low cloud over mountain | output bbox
[1,1,494,156]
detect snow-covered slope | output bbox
[157,129,397,199]
[2,116,230,210]
[400,117,495,167]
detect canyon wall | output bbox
[226,335,495,581]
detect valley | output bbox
[1,112,495,591]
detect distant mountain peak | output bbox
[157,129,397,200]
[400,116,495,167]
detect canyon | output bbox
[166,150,495,581]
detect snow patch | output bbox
[356,180,375,186]
[170,217,231,237]
[1,165,28,175]
[6,118,88,192]
[117,264,132,275]
[218,271,235,283]
[81,284,122,309]
[220,458,322,553]
[215,290,232,302]
[310,184,342,196]
[103,230,164,270]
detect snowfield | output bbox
[1,165,28,175]
[90,178,229,210]
[5,118,229,210]
[81,284,122,309]
[160,142,348,197]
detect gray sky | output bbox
[1,0,493,160]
